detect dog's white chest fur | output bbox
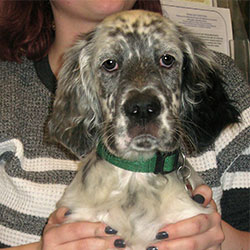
[58,153,212,249]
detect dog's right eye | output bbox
[102,59,119,72]
[160,54,175,69]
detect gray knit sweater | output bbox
[0,53,249,247]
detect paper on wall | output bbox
[160,0,233,56]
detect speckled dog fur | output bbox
[49,10,239,249]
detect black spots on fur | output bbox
[108,27,124,38]
[122,191,138,210]
[174,93,180,104]
[143,19,167,37]
[107,19,166,49]
[121,182,162,212]
[143,19,163,28]
[153,27,167,38]
[116,16,127,24]
[132,20,139,29]
[124,30,142,46]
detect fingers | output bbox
[42,207,126,250]
[192,185,213,207]
[46,208,116,240]
[148,211,224,250]
[148,228,223,250]
[43,220,125,249]
[44,221,110,245]
[160,212,221,240]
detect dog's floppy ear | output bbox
[178,27,240,153]
[49,31,102,158]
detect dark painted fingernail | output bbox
[114,239,126,248]
[193,194,205,204]
[105,226,118,235]
[64,210,72,217]
[156,231,169,240]
[147,247,158,250]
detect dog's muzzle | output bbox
[122,90,162,151]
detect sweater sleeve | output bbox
[214,53,250,232]
[0,58,78,246]
[187,52,249,232]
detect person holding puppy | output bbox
[0,0,249,249]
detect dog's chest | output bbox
[59,159,209,249]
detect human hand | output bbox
[146,185,225,250]
[40,207,126,250]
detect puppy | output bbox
[49,10,239,249]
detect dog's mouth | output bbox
[112,124,160,160]
[113,119,178,160]
[130,134,158,152]
[128,122,159,152]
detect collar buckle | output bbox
[154,151,179,174]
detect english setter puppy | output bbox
[49,10,239,249]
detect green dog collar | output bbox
[97,141,179,174]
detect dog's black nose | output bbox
[124,93,161,125]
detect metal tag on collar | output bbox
[177,152,192,192]
[154,151,178,174]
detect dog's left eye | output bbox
[160,54,175,68]
[102,59,119,72]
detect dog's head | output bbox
[49,10,239,159]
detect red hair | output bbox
[0,0,162,62]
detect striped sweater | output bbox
[0,53,249,247]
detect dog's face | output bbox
[93,11,185,159]
[49,10,239,159]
